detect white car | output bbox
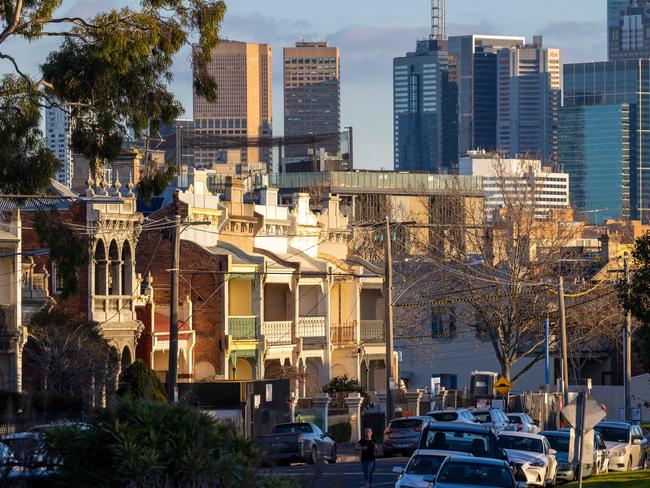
[426,409,478,424]
[507,413,540,434]
[426,456,524,488]
[497,432,557,487]
[393,449,467,488]
[472,408,512,434]
[595,421,649,472]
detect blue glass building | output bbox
[393,39,456,173]
[564,60,650,222]
[559,104,632,221]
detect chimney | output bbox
[292,192,311,215]
[600,233,620,263]
[225,177,244,203]
[260,187,278,207]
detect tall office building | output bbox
[193,40,272,170]
[608,0,650,61]
[448,35,525,156]
[393,39,456,173]
[497,36,561,164]
[45,105,73,188]
[564,60,650,221]
[283,41,340,160]
[559,104,632,222]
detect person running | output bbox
[357,427,377,488]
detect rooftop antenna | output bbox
[431,0,446,40]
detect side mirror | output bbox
[500,449,509,461]
[392,466,404,474]
[423,474,435,483]
[634,438,642,445]
[548,449,557,456]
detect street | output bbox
[260,456,409,488]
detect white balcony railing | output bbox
[360,320,385,344]
[262,321,293,345]
[297,316,326,338]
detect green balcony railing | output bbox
[229,316,258,340]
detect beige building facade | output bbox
[193,40,273,169]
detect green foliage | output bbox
[329,422,352,443]
[136,163,177,203]
[33,209,89,298]
[117,359,167,404]
[0,76,60,195]
[618,235,650,373]
[323,375,369,410]
[258,476,302,488]
[45,398,260,487]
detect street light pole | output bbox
[384,217,395,425]
[167,213,181,403]
[624,258,632,421]
[558,276,569,404]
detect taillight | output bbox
[518,422,523,432]
[297,435,304,445]
[384,429,392,437]
[413,427,422,432]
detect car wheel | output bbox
[308,447,318,465]
[328,446,337,464]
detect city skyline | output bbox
[4,0,607,167]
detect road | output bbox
[260,456,408,488]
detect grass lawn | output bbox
[564,470,650,487]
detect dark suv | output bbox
[418,421,507,460]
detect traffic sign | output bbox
[493,376,512,396]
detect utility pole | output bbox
[167,213,181,403]
[558,276,569,404]
[384,217,395,425]
[624,258,632,421]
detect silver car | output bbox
[393,449,461,488]
[425,456,525,488]
[384,416,431,457]
[427,409,478,424]
[595,421,649,472]
[507,413,540,434]
[472,408,511,434]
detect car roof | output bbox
[497,431,545,440]
[597,420,631,428]
[424,421,492,433]
[412,449,471,457]
[540,430,569,438]
[507,413,527,417]
[444,455,509,467]
[391,416,432,421]
[427,409,465,414]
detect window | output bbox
[437,461,513,487]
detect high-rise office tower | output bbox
[497,36,561,164]
[45,105,73,188]
[283,41,340,160]
[193,40,272,170]
[393,0,456,173]
[559,104,632,222]
[448,35,525,156]
[564,60,650,221]
[608,0,650,61]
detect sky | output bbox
[2,0,608,169]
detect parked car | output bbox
[595,420,648,471]
[507,413,540,434]
[497,431,557,487]
[540,429,603,482]
[384,416,431,457]
[594,431,609,474]
[0,432,52,481]
[393,449,461,488]
[417,421,507,461]
[472,408,511,434]
[426,409,478,424]
[424,456,523,488]
[256,422,336,465]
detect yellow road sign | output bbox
[493,376,512,396]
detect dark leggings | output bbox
[361,460,376,484]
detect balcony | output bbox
[229,316,258,340]
[297,316,326,339]
[360,320,385,344]
[331,322,357,346]
[262,321,293,346]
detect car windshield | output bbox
[437,461,513,487]
[422,428,497,458]
[273,424,312,434]
[498,435,543,453]
[390,419,423,429]
[595,426,629,443]
[431,412,459,422]
[473,412,491,423]
[2,438,41,463]
[406,455,446,475]
[543,434,569,453]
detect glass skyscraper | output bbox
[608,0,632,61]
[393,39,456,173]
[559,104,632,221]
[564,60,650,221]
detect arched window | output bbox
[108,240,120,296]
[121,241,133,296]
[121,346,132,370]
[95,240,107,295]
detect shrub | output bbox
[258,476,302,488]
[117,359,167,403]
[45,398,260,487]
[329,422,352,443]
[322,375,369,409]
